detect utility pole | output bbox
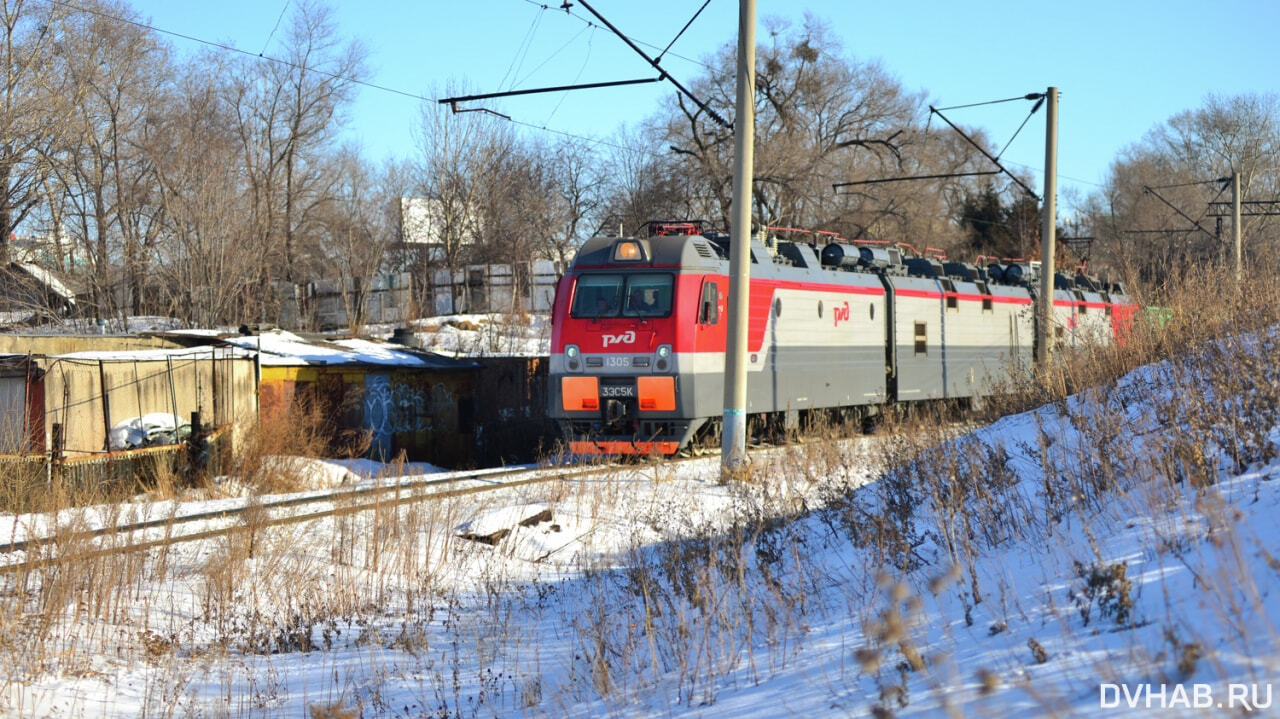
[1035,86,1058,366]
[1232,169,1242,286]
[721,0,755,477]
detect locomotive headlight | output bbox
[656,344,672,371]
[565,344,581,371]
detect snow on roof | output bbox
[14,262,76,303]
[159,328,228,338]
[223,330,477,368]
[53,345,256,362]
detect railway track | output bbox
[0,422,907,576]
[0,452,722,575]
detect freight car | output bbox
[547,223,1135,455]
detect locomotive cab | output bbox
[550,232,722,455]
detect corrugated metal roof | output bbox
[223,331,480,370]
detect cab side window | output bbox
[699,282,720,325]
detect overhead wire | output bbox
[41,0,668,160]
[933,94,1043,112]
[1001,159,1107,189]
[43,0,435,104]
[517,0,715,72]
[545,24,597,123]
[995,98,1043,160]
[47,0,1129,199]
[1145,177,1228,190]
[499,9,544,92]
[930,105,1038,199]
[259,0,289,56]
[656,0,712,63]
[1186,177,1231,233]
[514,21,592,89]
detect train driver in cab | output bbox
[628,288,656,314]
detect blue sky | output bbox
[126,0,1279,208]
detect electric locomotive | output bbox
[548,223,1135,455]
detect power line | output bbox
[42,0,663,161]
[929,92,1109,192]
[443,77,663,106]
[1000,159,1106,189]
[1141,185,1218,241]
[575,0,728,127]
[933,93,1044,112]
[514,22,592,89]
[995,95,1045,160]
[832,170,998,192]
[517,0,715,72]
[1186,178,1231,230]
[930,105,1039,200]
[44,0,435,104]
[545,25,597,123]
[1146,177,1229,191]
[657,0,712,63]
[499,8,545,92]
[1120,228,1195,234]
[259,0,289,56]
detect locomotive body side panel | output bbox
[744,263,888,414]
[889,276,946,401]
[1052,289,1079,349]
[1074,290,1112,347]
[943,282,1035,398]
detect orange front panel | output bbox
[561,376,599,411]
[636,376,676,411]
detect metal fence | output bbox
[0,425,230,506]
[430,261,562,316]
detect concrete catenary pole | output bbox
[721,0,755,476]
[1036,86,1058,366]
[1232,169,1242,286]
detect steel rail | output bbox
[0,463,587,555]
[3,435,835,574]
[0,465,625,576]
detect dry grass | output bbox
[228,393,369,495]
[545,265,1280,712]
[3,267,1278,716]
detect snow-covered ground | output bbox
[369,313,551,357]
[2,337,1278,717]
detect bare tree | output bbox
[412,87,513,310]
[45,0,169,321]
[543,137,603,266]
[663,14,926,240]
[274,1,366,284]
[227,0,365,325]
[317,148,398,331]
[0,1,77,263]
[1091,92,1280,280]
[148,57,262,327]
[599,126,697,236]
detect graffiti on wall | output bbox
[362,374,459,460]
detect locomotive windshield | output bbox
[570,273,673,319]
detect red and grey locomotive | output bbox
[548,223,1135,455]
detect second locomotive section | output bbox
[548,229,1132,455]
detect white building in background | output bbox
[399,197,481,262]
[7,232,87,272]
[398,197,565,317]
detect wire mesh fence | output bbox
[0,426,230,510]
